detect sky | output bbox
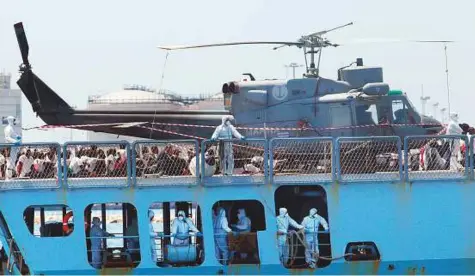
[0,0,474,143]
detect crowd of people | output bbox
[0,146,58,180]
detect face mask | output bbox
[178,216,184,221]
[225,121,231,126]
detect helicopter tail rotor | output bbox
[14,22,31,70]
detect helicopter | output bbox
[13,21,445,141]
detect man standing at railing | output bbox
[171,210,200,246]
[3,116,21,180]
[90,217,114,269]
[301,208,329,269]
[211,115,245,176]
[276,207,303,266]
[445,113,463,171]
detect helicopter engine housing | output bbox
[340,66,384,89]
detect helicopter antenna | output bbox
[444,44,451,116]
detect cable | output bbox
[149,51,170,139]
[444,45,451,116]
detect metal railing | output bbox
[404,135,469,181]
[277,230,331,269]
[200,139,268,186]
[132,140,199,186]
[336,136,402,182]
[0,143,61,190]
[86,235,141,269]
[270,137,334,184]
[63,141,131,188]
[1,135,474,190]
[213,232,260,265]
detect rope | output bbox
[150,51,170,139]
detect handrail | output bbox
[0,135,472,190]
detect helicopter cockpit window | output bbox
[355,104,378,125]
[392,100,408,124]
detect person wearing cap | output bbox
[276,207,303,265]
[89,217,114,269]
[301,208,329,269]
[210,115,245,176]
[171,210,200,246]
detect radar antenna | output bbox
[157,22,354,78]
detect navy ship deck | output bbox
[0,135,474,275]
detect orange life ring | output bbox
[62,211,73,233]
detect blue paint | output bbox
[0,136,474,274]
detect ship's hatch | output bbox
[274,185,332,269]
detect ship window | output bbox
[274,185,332,269]
[84,202,140,269]
[23,205,74,237]
[344,242,381,261]
[148,201,204,267]
[212,200,265,266]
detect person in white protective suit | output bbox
[171,210,200,246]
[276,207,303,265]
[211,115,245,175]
[149,210,159,263]
[301,208,329,269]
[4,116,21,144]
[445,113,464,171]
[89,217,113,269]
[231,208,252,260]
[213,207,232,264]
[4,116,21,180]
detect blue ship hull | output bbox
[0,135,473,274]
[2,180,475,274]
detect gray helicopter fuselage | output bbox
[226,65,441,139]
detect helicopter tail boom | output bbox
[14,22,73,116]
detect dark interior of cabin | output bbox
[84,202,141,269]
[155,201,204,268]
[274,185,332,269]
[212,200,265,265]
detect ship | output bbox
[0,132,472,275]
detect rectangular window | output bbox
[329,104,352,127]
[23,205,74,237]
[84,203,140,269]
[392,100,407,124]
[274,185,331,269]
[148,201,203,267]
[212,200,265,265]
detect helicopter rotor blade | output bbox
[305,22,354,38]
[157,41,303,51]
[337,38,456,45]
[14,22,30,68]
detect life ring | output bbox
[62,211,73,233]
